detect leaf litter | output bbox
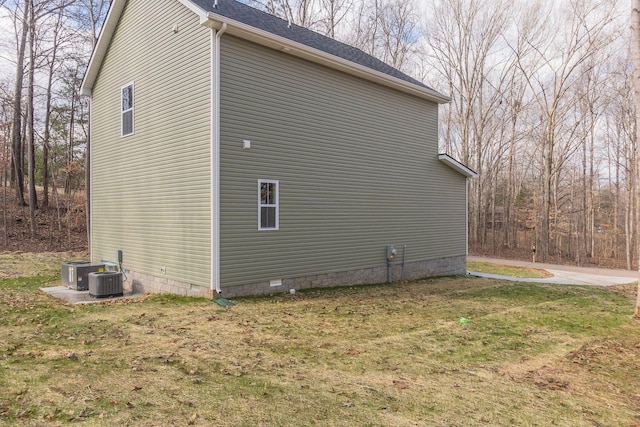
[1,266,639,426]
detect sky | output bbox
[0,7,15,82]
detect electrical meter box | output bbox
[61,262,105,291]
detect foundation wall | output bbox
[125,255,466,299]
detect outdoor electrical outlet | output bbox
[160,267,166,274]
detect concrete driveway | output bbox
[468,256,638,286]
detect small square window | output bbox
[258,180,279,230]
[121,83,134,137]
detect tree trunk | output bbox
[65,72,77,195]
[631,0,640,316]
[42,11,62,210]
[3,129,8,247]
[11,0,29,206]
[26,0,37,239]
[540,141,553,262]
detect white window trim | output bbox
[121,82,134,137]
[258,179,279,231]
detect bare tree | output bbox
[375,0,420,71]
[507,0,621,261]
[0,80,11,246]
[71,0,109,248]
[318,0,352,38]
[345,0,377,55]
[419,0,631,268]
[41,7,66,209]
[76,0,109,48]
[424,0,511,252]
[10,0,29,206]
[604,60,637,270]
[26,0,37,238]
[630,0,640,316]
[293,0,320,28]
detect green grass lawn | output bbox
[1,254,639,426]
[467,261,553,278]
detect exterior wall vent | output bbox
[89,272,124,298]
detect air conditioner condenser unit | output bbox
[88,271,123,298]
[61,262,105,291]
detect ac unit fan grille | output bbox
[88,272,123,298]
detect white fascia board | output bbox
[175,0,208,17]
[202,13,450,104]
[80,0,125,96]
[438,154,478,178]
[81,0,208,96]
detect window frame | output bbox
[121,82,134,137]
[258,179,279,231]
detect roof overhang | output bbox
[201,12,450,104]
[81,0,450,104]
[438,154,478,178]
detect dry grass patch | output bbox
[0,251,87,278]
[1,266,640,426]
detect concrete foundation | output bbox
[125,255,466,299]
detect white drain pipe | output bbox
[210,22,227,294]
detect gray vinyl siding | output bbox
[90,0,212,287]
[219,35,466,288]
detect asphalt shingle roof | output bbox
[189,0,434,91]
